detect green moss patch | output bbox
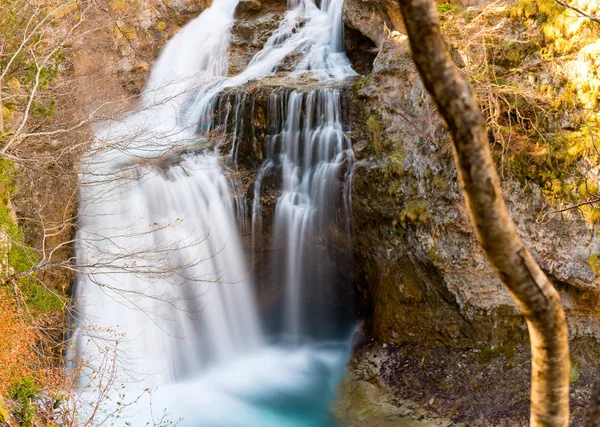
[8,376,40,427]
[0,159,63,315]
[400,200,430,225]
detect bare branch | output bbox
[555,0,600,24]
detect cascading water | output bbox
[260,88,354,342]
[72,0,357,424]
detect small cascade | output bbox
[185,0,356,132]
[250,88,354,341]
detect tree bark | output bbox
[396,0,570,425]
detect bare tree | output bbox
[0,0,223,300]
[0,2,234,424]
[396,0,570,425]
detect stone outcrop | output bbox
[343,0,600,353]
[341,0,600,423]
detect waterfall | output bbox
[71,0,357,424]
[74,154,262,384]
[261,88,354,341]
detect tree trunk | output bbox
[395,0,570,425]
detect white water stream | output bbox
[72,0,356,424]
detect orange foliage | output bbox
[0,289,36,396]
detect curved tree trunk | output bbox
[395,0,570,425]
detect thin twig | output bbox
[555,0,600,24]
[539,197,600,222]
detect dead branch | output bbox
[555,0,600,25]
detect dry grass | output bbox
[438,0,600,219]
[0,289,37,396]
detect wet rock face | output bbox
[342,0,405,47]
[347,36,484,346]
[230,0,286,75]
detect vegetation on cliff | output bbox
[0,160,65,425]
[0,0,218,423]
[438,0,600,220]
